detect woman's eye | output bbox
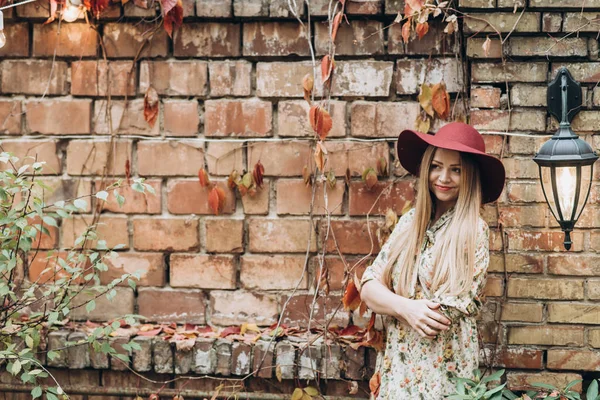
[452,168,461,173]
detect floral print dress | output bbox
[361,208,490,400]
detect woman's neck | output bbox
[432,200,456,224]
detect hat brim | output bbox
[396,129,506,204]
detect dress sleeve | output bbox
[360,208,415,288]
[432,218,490,321]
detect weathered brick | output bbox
[280,294,349,328]
[471,109,546,132]
[471,87,501,108]
[548,303,600,324]
[167,180,235,214]
[486,347,543,369]
[563,12,600,32]
[66,140,131,176]
[467,37,503,59]
[483,275,505,297]
[249,219,316,252]
[153,339,173,373]
[231,342,252,375]
[215,339,231,376]
[210,291,278,326]
[205,99,272,137]
[548,254,600,275]
[241,255,307,290]
[247,141,310,176]
[33,23,97,57]
[351,101,420,137]
[0,23,29,57]
[404,20,458,56]
[47,331,69,368]
[26,99,91,135]
[256,62,311,97]
[498,205,547,227]
[137,141,204,176]
[67,332,90,369]
[206,141,244,175]
[506,182,545,203]
[501,302,543,322]
[234,0,268,16]
[175,344,194,375]
[15,0,49,17]
[164,100,199,137]
[133,218,199,251]
[61,215,129,249]
[170,254,236,289]
[198,0,231,16]
[276,180,345,215]
[275,341,296,379]
[507,277,584,299]
[174,23,241,57]
[71,61,136,97]
[547,350,600,371]
[242,179,270,215]
[244,22,309,56]
[314,256,370,291]
[103,252,165,287]
[396,58,463,94]
[315,20,383,56]
[507,372,582,392]
[252,340,275,378]
[132,336,153,372]
[325,220,380,255]
[508,326,584,346]
[509,37,587,57]
[209,60,252,97]
[139,61,208,96]
[510,84,547,107]
[0,101,22,135]
[298,345,320,380]
[278,100,346,137]
[70,287,134,321]
[507,229,584,252]
[503,158,541,179]
[531,0,600,6]
[465,13,541,33]
[138,288,205,324]
[1,140,59,174]
[459,0,494,7]
[269,0,303,17]
[205,219,244,253]
[1,60,68,95]
[194,338,217,374]
[497,0,525,7]
[543,12,563,32]
[554,110,600,132]
[590,329,600,348]
[349,181,415,216]
[123,0,156,17]
[103,23,168,58]
[472,62,548,83]
[588,280,600,300]
[94,99,159,136]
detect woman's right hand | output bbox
[394,298,451,339]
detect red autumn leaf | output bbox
[416,22,429,40]
[308,105,333,140]
[208,186,226,215]
[143,86,159,128]
[220,326,241,338]
[83,0,109,18]
[137,327,162,337]
[339,324,363,337]
[253,161,265,188]
[314,142,326,172]
[198,168,210,187]
[162,0,183,38]
[369,371,381,397]
[342,278,361,311]
[401,20,411,43]
[403,2,412,17]
[432,82,451,120]
[331,11,343,43]
[406,0,424,12]
[197,326,213,334]
[302,73,314,103]
[321,55,334,87]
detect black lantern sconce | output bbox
[533,67,599,250]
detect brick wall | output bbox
[3,0,600,395]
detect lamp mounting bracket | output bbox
[547,67,582,125]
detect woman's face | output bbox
[428,148,461,209]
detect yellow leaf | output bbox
[291,388,304,400]
[414,114,430,133]
[418,83,434,117]
[276,364,283,383]
[240,323,248,336]
[304,386,319,396]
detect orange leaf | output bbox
[219,326,241,338]
[342,278,361,311]
[401,20,411,43]
[198,168,210,187]
[308,105,333,140]
[143,86,159,128]
[432,82,450,120]
[83,0,109,18]
[406,0,424,12]
[302,73,314,103]
[416,21,429,40]
[369,371,381,397]
[162,0,183,38]
[302,165,312,186]
[331,11,343,43]
[314,143,325,172]
[228,170,239,190]
[376,157,387,176]
[208,187,222,215]
[321,55,334,87]
[253,161,265,188]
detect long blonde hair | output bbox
[382,146,482,297]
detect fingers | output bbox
[426,301,441,309]
[416,324,438,339]
[428,310,452,327]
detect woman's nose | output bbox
[438,169,451,182]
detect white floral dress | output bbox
[361,208,490,400]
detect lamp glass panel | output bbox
[574,164,593,221]
[540,166,562,222]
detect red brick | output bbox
[243,22,309,56]
[482,134,504,156]
[66,140,131,176]
[206,142,244,176]
[256,62,312,97]
[329,141,392,177]
[33,23,97,57]
[471,87,502,108]
[241,180,270,215]
[133,218,199,251]
[314,256,370,292]
[138,288,205,324]
[139,60,208,96]
[98,1,122,18]
[61,215,129,249]
[1,140,60,175]
[249,219,316,253]
[123,0,156,17]
[349,181,415,216]
[16,0,49,17]
[205,99,272,137]
[484,275,505,297]
[198,0,231,16]
[507,372,582,392]
[247,141,310,176]
[325,220,380,255]
[174,23,241,57]
[331,61,394,97]
[507,229,584,252]
[396,58,463,94]
[28,251,82,284]
[163,100,199,137]
[351,101,420,137]
[241,255,307,290]
[473,109,547,132]
[26,99,91,135]
[489,348,544,369]
[94,99,159,136]
[0,23,29,57]
[547,350,600,371]
[315,20,383,56]
[170,254,236,289]
[103,23,168,58]
[278,100,346,138]
[210,291,278,326]
[498,205,547,227]
[205,219,243,253]
[30,215,58,250]
[71,61,136,97]
[102,252,165,287]
[71,287,133,321]
[137,141,204,176]
[276,180,345,215]
[0,100,22,135]
[280,294,349,328]
[167,180,235,215]
[98,179,162,214]
[208,60,252,97]
[2,60,68,95]
[508,134,549,155]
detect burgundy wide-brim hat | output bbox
[396,122,506,204]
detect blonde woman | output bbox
[360,122,505,399]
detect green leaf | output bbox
[587,380,599,400]
[73,199,88,210]
[11,359,21,375]
[95,191,109,201]
[42,216,58,228]
[532,382,559,390]
[131,182,144,193]
[47,351,58,361]
[86,300,96,313]
[31,387,42,399]
[46,392,59,400]
[25,335,34,349]
[128,279,136,290]
[565,379,583,391]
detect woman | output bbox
[360,122,505,399]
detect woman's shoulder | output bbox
[476,215,490,240]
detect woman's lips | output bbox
[435,185,454,192]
